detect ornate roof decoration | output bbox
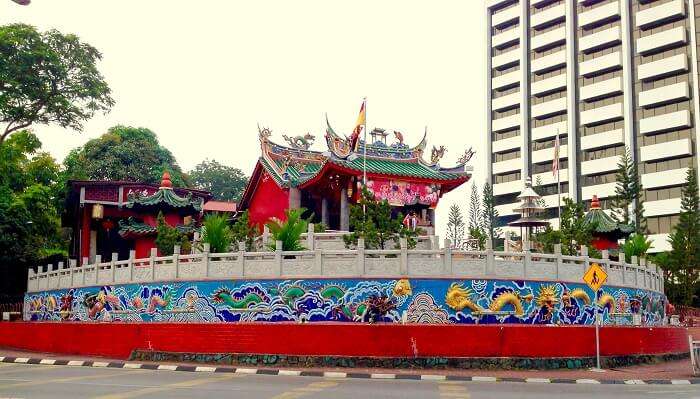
[124,172,204,212]
[253,117,473,190]
[583,195,634,239]
[117,217,199,239]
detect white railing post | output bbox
[307,223,315,250]
[150,248,157,281]
[238,242,246,276]
[94,255,101,285]
[262,225,270,249]
[400,237,408,275]
[275,240,283,276]
[601,250,610,278]
[356,238,365,276]
[82,257,88,285]
[444,238,453,275]
[486,238,495,275]
[110,253,117,283]
[173,245,180,279]
[554,244,562,280]
[69,259,76,286]
[523,244,531,279]
[203,243,211,277]
[315,247,323,275]
[580,245,589,275]
[128,250,135,282]
[633,256,639,288]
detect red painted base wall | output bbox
[0,323,689,360]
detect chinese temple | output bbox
[239,119,474,232]
[63,173,212,263]
[583,195,634,251]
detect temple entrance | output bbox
[95,220,132,261]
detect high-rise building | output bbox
[486,0,700,252]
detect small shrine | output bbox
[508,177,549,249]
[583,195,634,251]
[63,172,212,263]
[239,118,474,233]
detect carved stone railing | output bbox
[27,239,664,294]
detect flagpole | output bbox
[363,97,367,189]
[556,129,561,227]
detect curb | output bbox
[0,356,697,385]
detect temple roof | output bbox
[124,172,204,213]
[117,217,199,238]
[583,195,634,239]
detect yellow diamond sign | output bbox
[583,263,607,292]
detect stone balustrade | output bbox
[27,238,664,294]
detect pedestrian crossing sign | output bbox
[583,263,607,292]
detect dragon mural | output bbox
[25,278,665,326]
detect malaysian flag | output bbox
[552,134,560,177]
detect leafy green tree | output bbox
[446,204,465,247]
[559,197,592,255]
[344,188,419,250]
[189,159,248,201]
[0,24,114,144]
[666,168,700,305]
[612,148,646,234]
[620,233,652,263]
[532,226,563,254]
[155,212,188,256]
[481,182,501,249]
[63,125,188,187]
[230,210,259,251]
[201,214,232,253]
[266,208,310,251]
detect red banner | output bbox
[366,179,439,207]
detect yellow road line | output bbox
[0,369,150,390]
[92,373,242,399]
[438,381,470,399]
[269,380,340,399]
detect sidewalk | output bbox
[0,348,696,384]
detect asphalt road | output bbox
[0,362,698,399]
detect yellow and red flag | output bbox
[350,99,366,151]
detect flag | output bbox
[552,134,560,177]
[350,99,366,151]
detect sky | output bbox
[2,0,487,238]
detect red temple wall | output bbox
[248,172,289,227]
[0,323,688,360]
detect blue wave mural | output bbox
[24,278,666,325]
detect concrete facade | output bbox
[486,0,700,252]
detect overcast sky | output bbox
[2,0,487,238]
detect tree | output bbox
[446,204,465,248]
[155,212,188,256]
[468,182,486,249]
[666,168,700,305]
[201,214,232,253]
[62,125,188,187]
[0,24,114,144]
[189,159,248,201]
[344,188,419,250]
[266,208,310,251]
[612,148,646,234]
[230,211,259,251]
[482,182,501,249]
[559,197,592,256]
[620,233,652,263]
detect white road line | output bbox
[235,368,258,374]
[67,360,85,366]
[576,379,601,384]
[670,379,691,385]
[156,365,178,371]
[123,363,142,369]
[278,370,302,376]
[471,376,498,382]
[525,378,551,383]
[194,366,216,372]
[370,373,396,379]
[39,359,56,365]
[421,374,447,381]
[13,358,29,363]
[91,362,109,367]
[323,372,347,378]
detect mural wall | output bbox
[24,278,666,326]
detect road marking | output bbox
[0,370,149,390]
[156,365,177,371]
[194,366,216,372]
[421,374,447,381]
[92,373,242,399]
[122,363,141,369]
[235,368,258,374]
[38,359,56,365]
[278,370,302,376]
[625,379,647,385]
[269,380,339,399]
[12,359,28,364]
[525,378,551,383]
[471,376,497,382]
[92,362,109,368]
[438,381,470,399]
[670,379,691,385]
[323,371,347,378]
[575,379,601,384]
[370,373,395,379]
[67,360,85,366]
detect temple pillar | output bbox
[289,187,301,209]
[427,208,436,227]
[340,188,349,231]
[321,197,329,226]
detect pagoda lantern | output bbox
[508,177,550,249]
[583,195,634,251]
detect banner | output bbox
[366,179,439,207]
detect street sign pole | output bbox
[595,290,601,371]
[583,264,607,373]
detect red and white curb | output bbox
[0,356,696,385]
